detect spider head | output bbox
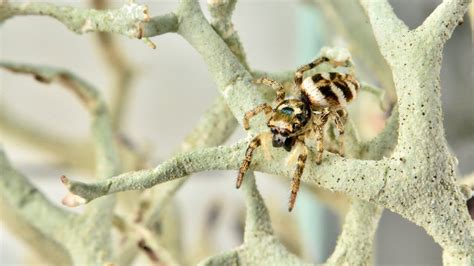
[267,99,311,151]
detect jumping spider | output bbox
[236,56,360,211]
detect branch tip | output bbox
[143,37,156,49]
[137,239,160,262]
[62,192,87,207]
[60,175,70,186]
[143,7,151,22]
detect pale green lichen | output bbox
[0,1,150,38]
[1,0,472,265]
[314,0,397,103]
[63,0,474,264]
[112,1,245,261]
[199,173,310,266]
[0,62,120,264]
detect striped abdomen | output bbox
[300,72,359,109]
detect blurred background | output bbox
[0,0,472,265]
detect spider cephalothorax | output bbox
[268,99,311,151]
[237,56,360,211]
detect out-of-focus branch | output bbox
[198,173,308,265]
[314,0,397,103]
[0,62,121,264]
[242,173,273,240]
[112,214,179,266]
[0,111,94,169]
[208,0,249,69]
[0,110,143,173]
[181,97,238,152]
[0,150,74,264]
[470,3,474,42]
[358,0,409,63]
[0,62,100,108]
[91,0,135,129]
[176,0,267,132]
[101,37,134,129]
[326,200,382,265]
[0,62,120,176]
[115,0,245,262]
[116,95,237,265]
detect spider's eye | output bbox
[296,113,306,121]
[280,107,294,115]
[271,128,278,134]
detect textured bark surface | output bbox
[1,0,472,265]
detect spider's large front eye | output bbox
[296,113,306,121]
[271,128,278,134]
[280,107,294,115]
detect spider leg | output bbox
[314,109,331,164]
[333,109,348,156]
[236,134,264,188]
[294,56,330,87]
[243,103,272,130]
[288,139,308,212]
[295,56,357,88]
[254,77,286,102]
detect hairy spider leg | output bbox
[243,103,272,130]
[236,134,263,188]
[288,139,308,212]
[314,109,331,164]
[295,56,355,88]
[254,77,286,102]
[333,109,348,156]
[294,56,330,87]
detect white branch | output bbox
[358,0,409,61]
[418,0,471,46]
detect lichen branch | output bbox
[0,2,150,38]
[326,104,398,265]
[0,149,73,264]
[418,0,471,46]
[242,172,273,240]
[2,0,472,264]
[0,61,121,264]
[0,111,94,169]
[314,0,397,102]
[62,140,393,207]
[198,172,308,265]
[113,0,249,262]
[91,0,136,130]
[208,0,249,68]
[143,12,179,37]
[326,200,383,265]
[0,149,75,241]
[0,62,120,177]
[359,0,409,62]
[359,0,474,263]
[177,0,265,130]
